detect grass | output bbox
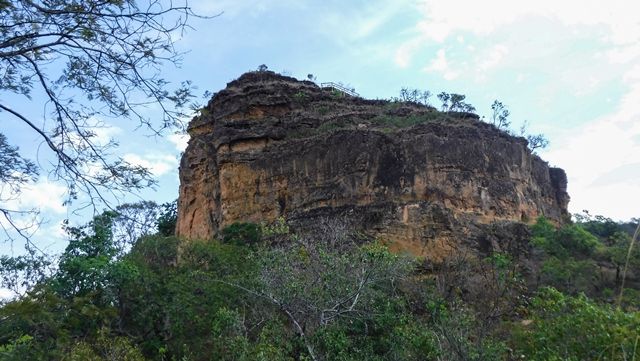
[316,121,343,133]
[287,121,347,139]
[370,112,442,128]
[316,105,330,115]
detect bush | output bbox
[221,222,262,246]
[531,217,601,258]
[511,287,640,361]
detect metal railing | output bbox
[320,82,360,97]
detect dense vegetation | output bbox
[0,206,638,360]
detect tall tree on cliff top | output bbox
[0,0,212,243]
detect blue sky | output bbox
[2,0,640,261]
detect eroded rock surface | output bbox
[176,71,569,260]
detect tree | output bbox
[490,100,510,129]
[437,92,450,111]
[0,0,212,241]
[526,133,549,152]
[438,92,475,113]
[518,120,550,153]
[398,87,432,106]
[0,134,39,239]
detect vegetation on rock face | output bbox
[0,205,638,360]
[370,112,443,128]
[383,86,549,152]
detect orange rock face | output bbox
[176,71,569,259]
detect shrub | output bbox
[222,222,262,246]
[511,287,640,361]
[531,217,601,258]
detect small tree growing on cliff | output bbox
[519,120,550,153]
[491,100,511,129]
[437,92,451,111]
[526,134,550,152]
[398,87,433,106]
[438,92,475,113]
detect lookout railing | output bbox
[320,82,359,97]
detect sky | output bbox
[2,0,640,262]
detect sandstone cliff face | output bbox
[176,71,569,259]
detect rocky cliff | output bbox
[176,71,569,260]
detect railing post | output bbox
[320,82,359,97]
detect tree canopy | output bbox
[0,0,209,242]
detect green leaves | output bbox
[1,210,639,360]
[531,216,601,259]
[512,288,640,360]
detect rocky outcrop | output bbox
[176,71,569,260]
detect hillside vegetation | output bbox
[1,205,638,360]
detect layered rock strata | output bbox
[176,71,569,260]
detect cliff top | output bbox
[188,71,518,146]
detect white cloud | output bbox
[543,74,640,221]
[606,44,640,64]
[478,44,509,72]
[319,0,412,46]
[396,0,640,77]
[423,49,459,80]
[191,0,303,18]
[394,39,422,68]
[474,44,509,81]
[123,153,178,177]
[411,0,640,45]
[22,181,68,214]
[0,180,68,215]
[0,288,15,301]
[93,124,121,146]
[168,133,190,152]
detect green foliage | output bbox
[316,120,345,133]
[530,217,609,296]
[293,91,309,103]
[512,287,640,361]
[2,210,639,360]
[54,218,115,297]
[371,112,441,128]
[531,217,601,258]
[437,92,476,112]
[556,223,601,255]
[0,335,33,361]
[66,329,145,361]
[222,222,262,246]
[260,216,290,237]
[156,201,178,236]
[0,251,51,294]
[393,87,433,106]
[317,105,330,115]
[539,256,599,293]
